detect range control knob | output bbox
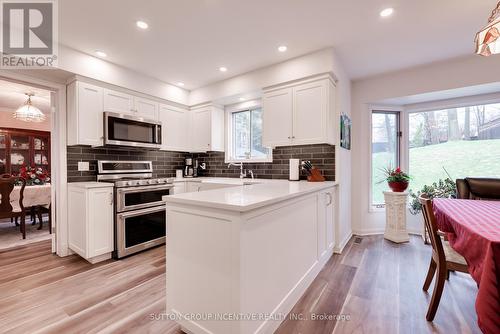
[148,180,155,184]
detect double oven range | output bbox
[97,160,173,258]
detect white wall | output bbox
[58,46,190,105]
[190,48,353,251]
[351,54,500,235]
[331,51,352,251]
[189,48,338,105]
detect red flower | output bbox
[395,167,401,173]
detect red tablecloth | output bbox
[433,198,500,334]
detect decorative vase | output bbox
[388,181,409,192]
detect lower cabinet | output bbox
[317,187,335,259]
[172,181,186,194]
[68,182,114,263]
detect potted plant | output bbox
[381,166,411,192]
[408,178,456,215]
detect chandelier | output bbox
[476,1,500,56]
[13,93,46,122]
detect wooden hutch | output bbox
[0,128,50,175]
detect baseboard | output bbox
[334,232,352,254]
[352,229,423,237]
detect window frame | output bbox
[225,100,272,163]
[369,107,403,210]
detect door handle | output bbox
[326,192,332,206]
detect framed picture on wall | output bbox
[340,114,351,150]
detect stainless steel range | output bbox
[97,160,173,258]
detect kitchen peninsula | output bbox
[163,179,338,334]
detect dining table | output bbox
[3,184,52,238]
[433,198,500,334]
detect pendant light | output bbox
[13,93,46,122]
[476,1,500,56]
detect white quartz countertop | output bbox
[164,179,337,212]
[172,177,267,185]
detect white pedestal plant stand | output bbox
[383,191,410,243]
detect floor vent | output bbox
[354,237,363,244]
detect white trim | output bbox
[224,100,273,164]
[0,71,69,257]
[367,105,404,212]
[333,232,352,254]
[404,91,500,113]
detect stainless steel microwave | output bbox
[104,112,162,149]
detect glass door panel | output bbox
[10,135,30,150]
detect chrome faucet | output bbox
[228,162,247,179]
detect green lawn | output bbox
[372,139,500,204]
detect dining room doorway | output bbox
[0,79,53,251]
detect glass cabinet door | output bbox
[10,135,30,173]
[33,136,49,166]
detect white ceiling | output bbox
[0,80,51,113]
[59,0,497,90]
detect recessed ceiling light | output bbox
[239,97,246,101]
[380,8,394,17]
[278,45,287,52]
[177,82,185,87]
[219,66,227,72]
[136,20,149,29]
[95,50,107,57]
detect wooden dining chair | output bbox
[419,194,469,321]
[0,174,27,239]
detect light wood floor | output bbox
[0,236,480,334]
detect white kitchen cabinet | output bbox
[159,104,190,152]
[67,81,104,147]
[318,187,335,259]
[190,104,224,152]
[262,87,293,147]
[104,89,159,120]
[172,181,187,194]
[134,96,159,120]
[262,74,336,147]
[103,89,134,114]
[68,182,114,264]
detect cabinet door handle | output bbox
[326,192,332,206]
[292,136,295,139]
[287,136,291,139]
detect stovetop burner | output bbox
[100,177,173,187]
[96,160,174,187]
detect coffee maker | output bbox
[184,157,198,178]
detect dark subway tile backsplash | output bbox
[67,144,335,183]
[190,144,335,181]
[66,146,187,182]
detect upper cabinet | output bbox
[67,81,104,147]
[135,97,159,120]
[189,104,224,152]
[104,89,158,120]
[68,80,163,147]
[262,87,293,147]
[159,104,190,152]
[262,74,336,147]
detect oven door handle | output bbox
[117,205,166,219]
[117,184,173,195]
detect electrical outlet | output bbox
[78,161,89,171]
